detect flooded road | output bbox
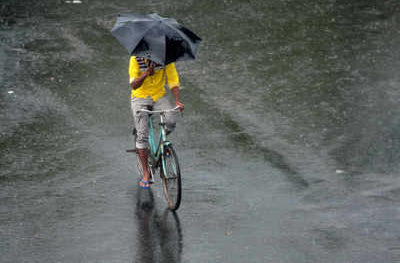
[1,0,400,262]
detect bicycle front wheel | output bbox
[161,145,182,211]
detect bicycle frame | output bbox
[147,112,171,175]
[134,106,182,210]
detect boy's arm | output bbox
[166,63,184,111]
[130,62,155,90]
[171,86,184,111]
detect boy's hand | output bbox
[146,61,155,76]
[176,101,184,111]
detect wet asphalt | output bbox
[1,0,400,262]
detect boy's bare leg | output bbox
[138,149,150,188]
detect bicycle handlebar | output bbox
[137,106,180,114]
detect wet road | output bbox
[1,0,400,262]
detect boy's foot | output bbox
[139,179,150,189]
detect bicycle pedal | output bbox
[126,149,137,153]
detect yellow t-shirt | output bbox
[129,56,180,101]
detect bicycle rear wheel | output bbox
[161,145,182,211]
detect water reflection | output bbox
[135,189,183,263]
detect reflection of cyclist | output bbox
[135,189,183,262]
[129,56,184,189]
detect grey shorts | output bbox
[131,96,176,149]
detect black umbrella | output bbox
[111,13,201,65]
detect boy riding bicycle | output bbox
[129,56,184,189]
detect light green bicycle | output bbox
[128,106,182,211]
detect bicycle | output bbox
[127,106,182,211]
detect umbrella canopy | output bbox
[111,13,201,65]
